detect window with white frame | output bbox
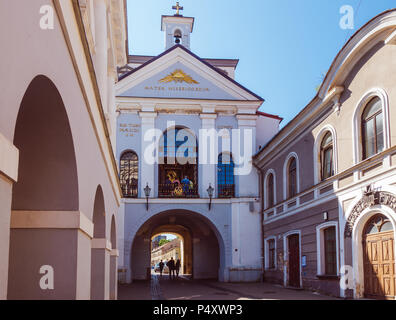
[320,132,334,180]
[265,237,277,270]
[353,89,390,164]
[287,157,297,198]
[265,171,276,209]
[316,222,339,276]
[283,153,300,200]
[361,97,384,160]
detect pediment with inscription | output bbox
[116,46,262,101]
[118,62,237,100]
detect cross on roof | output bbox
[172,2,183,16]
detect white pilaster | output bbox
[231,202,241,266]
[236,114,258,197]
[139,110,157,198]
[94,0,108,111]
[107,71,117,154]
[200,112,217,198]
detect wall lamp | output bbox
[144,183,151,211]
[207,184,214,211]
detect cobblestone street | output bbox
[118,274,340,300]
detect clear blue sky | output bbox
[126,0,395,127]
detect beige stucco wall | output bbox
[312,40,396,172]
[261,39,396,202]
[0,0,119,238]
[0,0,120,299]
[260,133,315,205]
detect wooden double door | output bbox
[363,215,395,299]
[288,234,301,288]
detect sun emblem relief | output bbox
[159,69,199,84]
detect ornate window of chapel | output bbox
[119,150,139,198]
[158,127,198,198]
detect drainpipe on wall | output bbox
[253,162,265,283]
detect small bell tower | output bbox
[161,2,194,50]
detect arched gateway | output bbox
[345,190,396,300]
[129,209,224,281]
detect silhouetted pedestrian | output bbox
[175,259,181,278]
[159,260,164,277]
[167,257,175,279]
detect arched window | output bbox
[320,132,334,180]
[287,157,297,198]
[362,97,384,160]
[364,214,393,235]
[119,151,138,198]
[218,153,235,198]
[266,173,275,208]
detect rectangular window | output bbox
[324,227,337,275]
[268,239,275,269]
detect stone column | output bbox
[91,238,111,300]
[139,110,157,198]
[0,134,18,299]
[109,249,118,300]
[117,202,125,272]
[0,175,11,300]
[7,211,93,300]
[199,112,217,198]
[93,0,108,111]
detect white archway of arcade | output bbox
[130,210,223,281]
[91,185,109,300]
[8,75,81,299]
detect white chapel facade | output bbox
[115,5,282,283]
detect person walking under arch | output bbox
[159,260,164,277]
[167,257,175,280]
[175,259,181,278]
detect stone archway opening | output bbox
[8,75,79,299]
[151,227,192,277]
[130,210,221,281]
[91,185,107,300]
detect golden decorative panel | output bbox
[159,69,199,84]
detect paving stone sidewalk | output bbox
[118,274,340,300]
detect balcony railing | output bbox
[158,183,199,198]
[121,181,138,198]
[218,184,235,198]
